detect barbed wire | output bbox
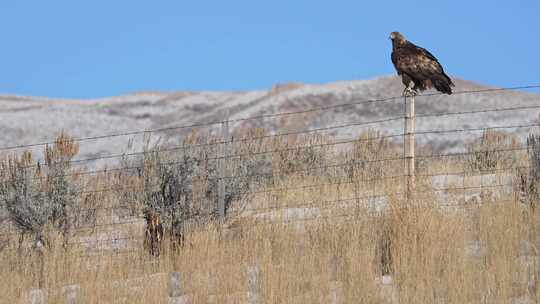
[0,96,404,152]
[414,122,538,136]
[417,104,540,118]
[1,84,540,256]
[0,137,533,239]
[1,84,538,153]
[0,144,530,197]
[416,146,529,159]
[0,185,520,254]
[1,161,524,236]
[47,117,540,170]
[0,170,523,239]
[5,116,406,171]
[1,120,537,185]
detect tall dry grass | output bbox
[0,129,538,303]
[1,200,537,303]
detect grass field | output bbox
[0,130,539,303]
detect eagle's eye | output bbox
[390,33,395,40]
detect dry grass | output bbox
[0,130,539,303]
[1,200,538,303]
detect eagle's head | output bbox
[389,31,406,44]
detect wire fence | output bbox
[0,84,540,256]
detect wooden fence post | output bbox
[218,110,230,221]
[404,95,416,199]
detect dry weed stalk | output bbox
[0,129,538,302]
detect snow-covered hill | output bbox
[1,75,539,167]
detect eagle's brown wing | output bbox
[391,51,402,75]
[393,42,454,94]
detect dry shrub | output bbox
[0,127,538,303]
[346,129,401,180]
[117,132,270,250]
[270,133,328,178]
[466,129,521,172]
[520,133,540,210]
[227,128,272,196]
[0,132,84,250]
[117,133,219,250]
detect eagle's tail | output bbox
[433,73,454,95]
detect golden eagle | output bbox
[390,32,454,96]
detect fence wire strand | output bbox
[1,84,540,256]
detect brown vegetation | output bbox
[0,129,538,303]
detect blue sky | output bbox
[1,1,539,98]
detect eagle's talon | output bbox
[402,89,409,97]
[402,86,417,97]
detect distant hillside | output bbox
[1,75,539,167]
